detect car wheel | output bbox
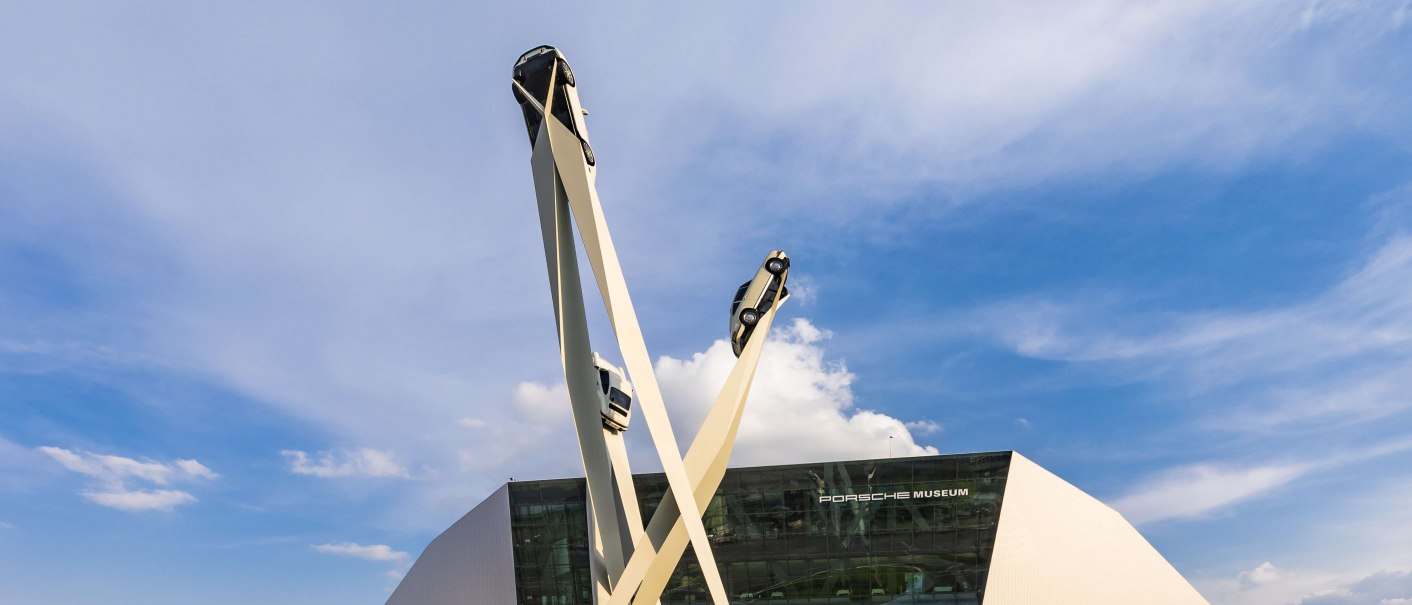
[582,139,596,166]
[739,308,760,326]
[765,258,787,275]
[558,60,575,87]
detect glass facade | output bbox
[509,452,1011,605]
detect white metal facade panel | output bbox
[985,453,1209,605]
[386,484,515,605]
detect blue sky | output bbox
[2,2,1412,604]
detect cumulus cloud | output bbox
[655,318,939,467]
[281,448,408,479]
[1241,562,1284,589]
[499,318,940,478]
[36,446,216,512]
[311,542,408,562]
[905,420,943,435]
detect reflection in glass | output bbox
[509,452,1012,604]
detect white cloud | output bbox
[511,382,573,425]
[174,459,218,480]
[1242,562,1284,589]
[1111,437,1412,527]
[654,318,939,467]
[1111,462,1309,525]
[311,542,408,562]
[1199,565,1347,605]
[83,489,197,512]
[456,417,486,429]
[281,448,408,479]
[0,0,1405,539]
[596,0,1407,217]
[493,318,940,484]
[0,521,13,530]
[0,3,1399,491]
[979,235,1412,431]
[1297,570,1412,605]
[36,446,215,512]
[905,420,943,435]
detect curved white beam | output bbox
[520,48,786,605]
[605,284,785,605]
[542,113,730,605]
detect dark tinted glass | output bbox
[508,453,1010,604]
[608,388,631,410]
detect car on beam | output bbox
[729,251,791,357]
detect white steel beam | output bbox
[519,46,787,605]
[604,286,784,605]
[541,111,731,605]
[530,121,634,599]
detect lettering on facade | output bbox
[818,488,970,504]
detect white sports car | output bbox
[593,352,634,432]
[729,251,791,357]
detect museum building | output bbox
[386,451,1210,605]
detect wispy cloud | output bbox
[1111,462,1309,525]
[1110,439,1412,526]
[281,448,408,479]
[979,234,1412,431]
[37,446,216,511]
[1297,569,1412,605]
[84,489,197,512]
[39,447,217,484]
[2,2,1403,504]
[310,542,407,562]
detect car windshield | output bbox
[512,48,580,144]
[608,388,631,410]
[512,52,555,143]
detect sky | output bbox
[1,1,1411,604]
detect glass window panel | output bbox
[505,452,1010,604]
